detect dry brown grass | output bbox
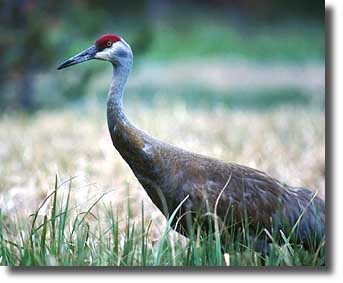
[0,104,324,246]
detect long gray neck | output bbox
[107,63,131,131]
[107,63,155,172]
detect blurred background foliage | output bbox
[0,0,324,112]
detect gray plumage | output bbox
[57,34,325,253]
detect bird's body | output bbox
[58,34,325,253]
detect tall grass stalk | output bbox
[0,177,325,267]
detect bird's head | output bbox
[57,34,132,70]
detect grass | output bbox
[124,86,322,111]
[0,11,325,266]
[0,103,325,266]
[0,176,325,266]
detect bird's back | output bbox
[131,139,325,251]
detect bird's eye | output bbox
[106,41,112,47]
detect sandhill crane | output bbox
[57,34,325,254]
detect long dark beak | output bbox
[57,45,97,70]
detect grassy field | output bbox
[0,7,326,266]
[0,101,325,266]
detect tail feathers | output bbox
[285,187,325,250]
[247,191,325,255]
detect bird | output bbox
[57,34,325,254]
